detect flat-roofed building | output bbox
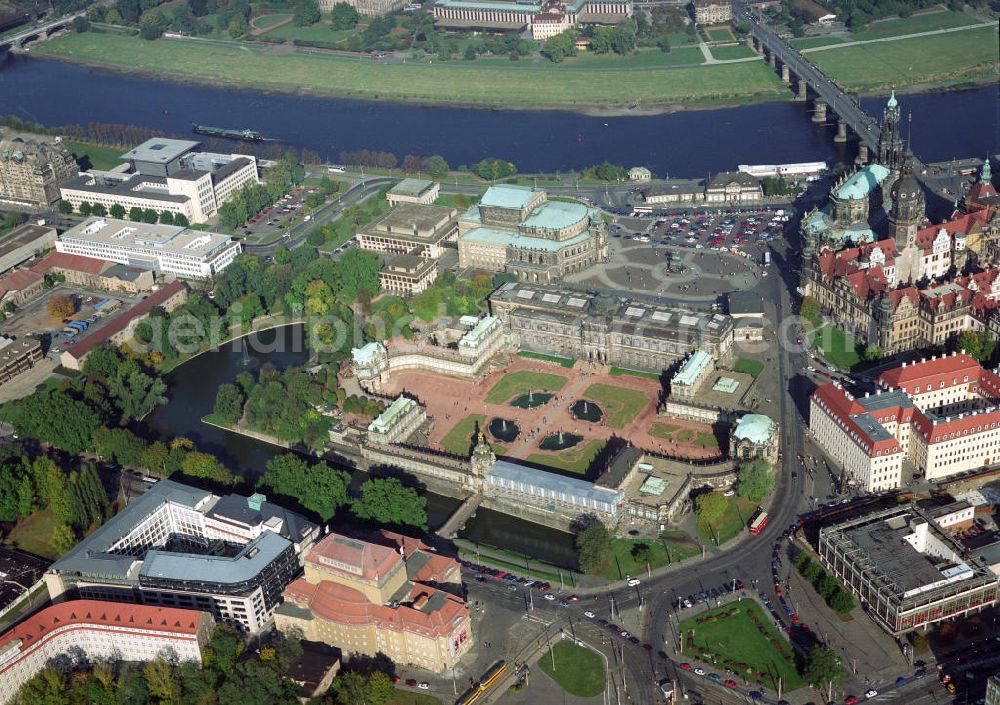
[317,0,407,14]
[367,396,426,445]
[0,336,43,384]
[458,185,607,283]
[670,350,715,401]
[489,281,734,371]
[358,203,458,260]
[486,459,624,524]
[433,0,631,38]
[0,600,214,705]
[275,530,472,672]
[0,137,77,207]
[692,0,731,23]
[60,138,258,224]
[379,254,438,295]
[386,179,440,206]
[818,504,999,635]
[56,217,241,279]
[0,224,56,275]
[44,479,317,633]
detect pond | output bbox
[570,399,604,423]
[488,417,520,443]
[511,391,554,409]
[538,431,584,451]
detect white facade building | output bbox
[0,601,213,705]
[810,352,1000,489]
[56,217,242,279]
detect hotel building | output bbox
[60,138,258,224]
[45,480,318,634]
[0,601,214,705]
[0,137,77,207]
[275,531,472,673]
[810,352,1000,490]
[56,217,242,279]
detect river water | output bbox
[142,325,580,566]
[0,54,996,175]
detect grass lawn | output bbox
[649,422,679,440]
[484,370,567,404]
[261,21,342,43]
[697,496,758,546]
[675,429,693,442]
[565,46,705,68]
[526,439,605,475]
[790,36,844,49]
[433,193,480,208]
[694,431,720,450]
[583,383,651,429]
[811,26,998,92]
[610,366,662,380]
[810,324,861,371]
[601,534,699,579]
[458,548,576,586]
[710,44,756,61]
[538,641,606,698]
[679,601,804,690]
[34,33,788,109]
[62,140,123,171]
[3,507,58,560]
[252,12,291,30]
[440,414,486,456]
[849,10,980,40]
[518,351,575,368]
[706,27,735,42]
[733,358,764,378]
[387,689,442,705]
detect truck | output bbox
[763,251,771,266]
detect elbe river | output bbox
[0,53,997,175]
[2,54,995,565]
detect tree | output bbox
[49,522,77,555]
[329,2,359,29]
[542,28,576,63]
[142,208,159,224]
[139,9,167,40]
[93,427,149,467]
[72,15,90,32]
[803,560,823,584]
[159,210,175,225]
[179,450,235,485]
[803,644,844,687]
[330,248,381,304]
[352,477,428,530]
[144,658,180,703]
[574,519,612,574]
[129,206,144,221]
[58,199,73,214]
[472,158,517,181]
[5,392,102,454]
[106,362,168,424]
[695,491,728,525]
[364,671,395,705]
[829,588,855,614]
[174,213,190,227]
[78,201,92,216]
[293,0,320,26]
[736,459,774,502]
[656,35,671,52]
[862,344,883,361]
[817,574,840,601]
[204,624,244,674]
[47,294,76,319]
[957,329,996,363]
[213,383,245,426]
[422,155,449,180]
[259,454,350,521]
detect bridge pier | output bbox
[812,99,827,123]
[856,143,870,165]
[780,63,790,84]
[796,78,807,101]
[767,50,776,68]
[834,119,848,143]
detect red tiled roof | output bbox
[878,352,982,392]
[306,531,400,583]
[0,269,43,297]
[63,280,186,361]
[31,251,109,276]
[812,383,901,458]
[0,599,204,654]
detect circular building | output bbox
[730,413,779,463]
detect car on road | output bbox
[507,584,517,591]
[845,696,859,705]
[567,595,580,602]
[627,578,641,587]
[693,668,706,676]
[680,663,692,671]
[559,599,570,607]
[723,679,737,688]
[619,630,630,638]
[865,690,878,698]
[418,682,429,690]
[543,593,555,601]
[405,679,417,687]
[708,673,722,682]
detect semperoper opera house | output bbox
[458,185,608,283]
[44,480,318,634]
[489,280,735,369]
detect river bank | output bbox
[24,27,997,114]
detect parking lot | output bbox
[237,185,324,245]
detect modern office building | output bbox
[433,0,631,39]
[275,530,472,673]
[0,600,214,705]
[59,138,258,224]
[357,203,458,260]
[457,185,608,283]
[56,217,242,279]
[0,137,77,207]
[489,281,734,370]
[386,179,440,207]
[810,352,1000,490]
[45,480,318,633]
[379,254,439,295]
[818,504,999,635]
[0,224,56,275]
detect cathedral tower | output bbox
[877,91,905,173]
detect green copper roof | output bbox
[835,164,890,201]
[480,184,537,209]
[352,341,382,366]
[673,350,713,387]
[982,158,992,184]
[459,315,500,348]
[369,396,417,434]
[733,413,777,444]
[522,200,589,231]
[887,90,897,109]
[460,227,591,252]
[390,178,435,197]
